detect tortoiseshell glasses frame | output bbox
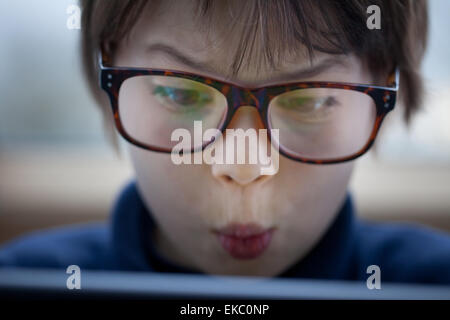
[98,50,399,164]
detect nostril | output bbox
[253,175,263,182]
[222,175,233,183]
[219,173,265,185]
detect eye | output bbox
[273,92,340,126]
[278,95,338,112]
[153,86,213,110]
[322,96,338,108]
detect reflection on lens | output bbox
[119,76,227,150]
[268,88,376,160]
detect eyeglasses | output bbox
[98,50,399,164]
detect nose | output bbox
[211,106,276,186]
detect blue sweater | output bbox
[1,181,449,284]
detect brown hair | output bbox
[80,0,428,145]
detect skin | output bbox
[112,0,376,276]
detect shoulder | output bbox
[353,220,450,284]
[0,223,114,270]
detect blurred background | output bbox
[0,0,449,244]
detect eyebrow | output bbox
[145,43,348,85]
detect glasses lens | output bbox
[118,75,227,149]
[268,88,377,160]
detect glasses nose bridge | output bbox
[231,87,265,111]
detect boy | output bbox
[1,0,449,284]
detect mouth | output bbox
[212,223,276,259]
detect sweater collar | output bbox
[111,181,356,278]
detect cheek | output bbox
[271,156,354,235]
[127,144,218,218]
[277,155,353,195]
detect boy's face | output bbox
[114,1,372,276]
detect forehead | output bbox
[119,0,359,85]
